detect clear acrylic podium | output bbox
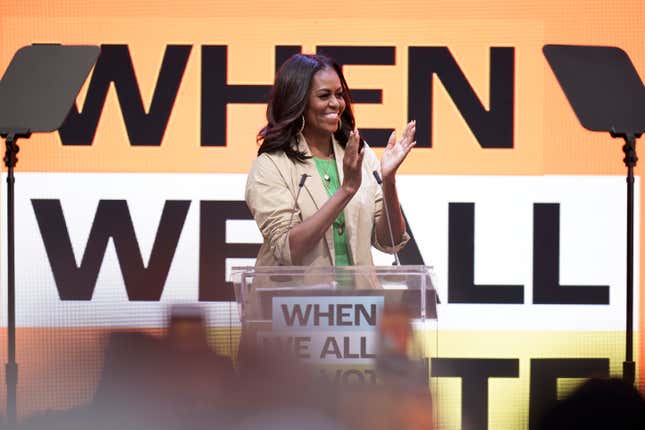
[230,265,438,385]
[231,265,437,323]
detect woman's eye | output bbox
[317,92,342,100]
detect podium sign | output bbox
[231,266,438,382]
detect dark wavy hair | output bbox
[257,54,359,161]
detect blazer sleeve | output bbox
[245,154,298,265]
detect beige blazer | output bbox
[245,134,409,267]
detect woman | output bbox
[245,54,415,267]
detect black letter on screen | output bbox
[398,210,425,265]
[528,358,609,430]
[448,202,524,303]
[275,46,303,72]
[32,199,190,300]
[201,45,300,147]
[59,44,191,146]
[408,47,514,148]
[432,357,520,430]
[533,203,609,304]
[199,201,260,301]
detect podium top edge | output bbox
[231,265,433,275]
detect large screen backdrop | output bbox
[1,1,644,428]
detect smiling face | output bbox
[303,67,346,138]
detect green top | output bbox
[312,157,351,266]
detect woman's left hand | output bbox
[380,120,416,181]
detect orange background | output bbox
[0,0,642,177]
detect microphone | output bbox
[298,173,309,188]
[373,170,401,266]
[280,174,309,264]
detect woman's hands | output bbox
[341,121,415,194]
[380,120,416,181]
[341,129,365,195]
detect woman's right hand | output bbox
[341,129,364,195]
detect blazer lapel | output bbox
[293,134,335,263]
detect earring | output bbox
[298,115,305,133]
[337,116,343,132]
